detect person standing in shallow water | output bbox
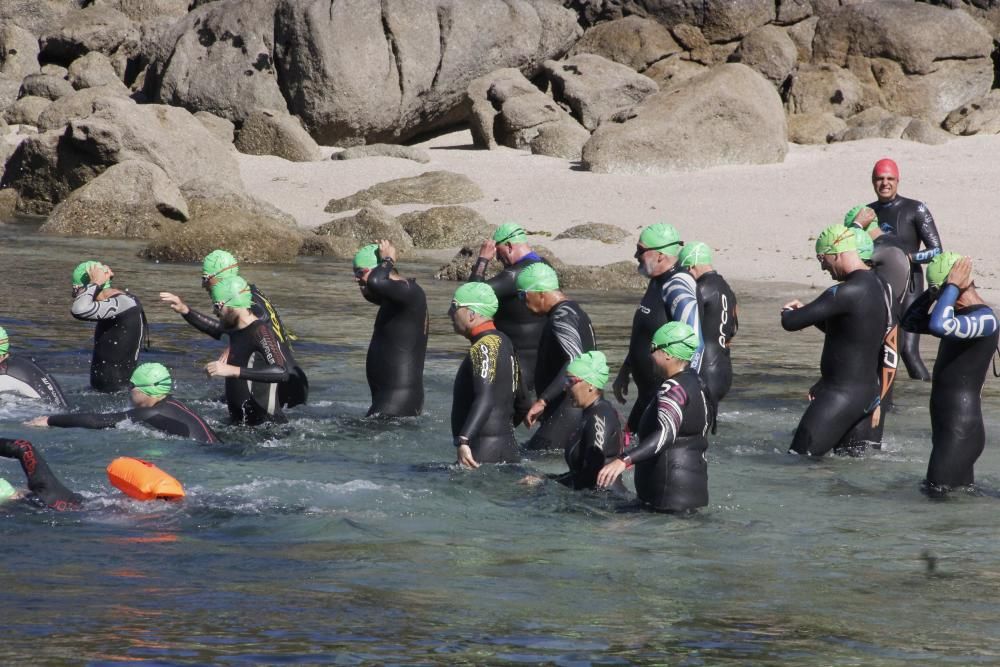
[868,158,942,381]
[353,240,428,417]
[0,326,68,407]
[597,322,710,513]
[901,253,998,496]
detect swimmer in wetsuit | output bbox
[597,322,710,512]
[677,242,737,420]
[469,223,548,396]
[781,224,890,457]
[613,223,703,432]
[353,241,428,417]
[901,253,999,495]
[184,249,308,408]
[70,261,147,393]
[450,283,527,467]
[868,158,943,381]
[0,326,68,407]
[517,263,598,451]
[26,362,220,444]
[0,438,82,510]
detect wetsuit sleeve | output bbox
[928,285,999,340]
[70,285,139,321]
[619,380,687,466]
[238,325,290,383]
[538,306,588,404]
[365,260,414,304]
[457,338,500,441]
[781,286,844,332]
[183,308,225,339]
[471,267,517,300]
[900,288,936,334]
[47,411,129,429]
[0,438,81,510]
[910,202,942,263]
[663,275,704,371]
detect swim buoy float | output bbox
[106,457,185,501]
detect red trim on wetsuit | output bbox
[469,321,496,338]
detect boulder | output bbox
[465,68,546,149]
[0,2,72,41]
[315,200,413,252]
[40,63,68,78]
[0,23,40,81]
[194,110,235,144]
[568,16,681,72]
[0,187,17,220]
[332,143,431,163]
[178,176,294,226]
[786,16,818,62]
[397,205,494,248]
[642,55,708,87]
[0,76,20,114]
[900,118,952,145]
[943,90,1000,136]
[18,73,73,101]
[493,85,585,151]
[787,112,846,144]
[670,23,709,52]
[89,0,190,22]
[41,160,188,238]
[553,223,628,244]
[39,6,140,64]
[0,128,98,214]
[775,0,813,26]
[582,63,787,173]
[785,63,864,119]
[5,95,50,125]
[543,54,658,131]
[272,0,581,145]
[528,119,591,159]
[830,107,911,142]
[627,0,776,43]
[67,52,125,90]
[730,25,797,87]
[234,108,320,162]
[559,261,645,290]
[865,56,995,124]
[297,233,357,258]
[325,171,483,214]
[36,84,130,132]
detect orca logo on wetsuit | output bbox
[638,305,650,315]
[479,344,490,379]
[719,294,730,348]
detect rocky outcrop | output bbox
[623,0,776,43]
[67,52,126,90]
[642,55,707,87]
[830,106,950,145]
[397,206,494,248]
[568,16,681,72]
[193,111,235,144]
[36,84,130,131]
[89,0,190,22]
[5,95,50,125]
[332,144,431,163]
[787,112,845,144]
[582,63,786,173]
[0,1,72,42]
[0,24,41,82]
[467,68,538,149]
[19,73,74,101]
[315,201,413,252]
[39,6,139,65]
[41,159,187,238]
[553,223,628,244]
[729,24,797,87]
[543,54,658,131]
[528,120,591,159]
[943,90,1000,136]
[785,64,864,119]
[234,108,320,162]
[324,171,483,214]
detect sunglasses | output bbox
[634,241,682,259]
[564,376,583,388]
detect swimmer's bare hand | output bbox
[456,443,480,468]
[24,416,49,427]
[612,366,630,404]
[205,361,239,378]
[855,207,876,229]
[159,292,190,315]
[596,459,627,488]
[782,299,803,312]
[947,257,973,290]
[88,265,113,286]
[518,474,544,487]
[524,399,546,427]
[478,239,496,262]
[377,239,397,262]
[871,404,881,428]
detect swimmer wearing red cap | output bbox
[868,158,943,381]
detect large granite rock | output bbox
[466,68,539,149]
[315,200,413,252]
[19,72,74,101]
[332,144,431,163]
[553,222,628,244]
[785,63,865,119]
[5,95,50,125]
[528,119,591,159]
[787,112,845,144]
[568,16,681,72]
[582,63,787,173]
[67,52,126,90]
[36,84,130,131]
[0,1,73,40]
[827,106,950,144]
[234,108,321,162]
[325,171,483,214]
[39,6,139,64]
[943,90,1000,136]
[397,205,495,248]
[642,55,708,88]
[89,0,191,22]
[193,110,235,144]
[729,24,797,87]
[41,159,188,238]
[623,0,776,42]
[0,23,41,81]
[543,53,658,131]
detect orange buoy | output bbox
[106,457,185,501]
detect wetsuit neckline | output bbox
[650,263,685,282]
[517,252,542,264]
[469,321,496,338]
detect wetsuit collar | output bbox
[518,252,542,264]
[651,262,685,282]
[469,321,496,338]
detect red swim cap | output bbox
[872,158,899,179]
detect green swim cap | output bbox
[130,362,172,397]
[353,243,380,270]
[211,275,253,309]
[815,224,857,255]
[639,223,682,254]
[0,478,15,504]
[452,283,498,318]
[852,228,873,261]
[566,351,609,389]
[678,241,712,268]
[651,321,698,361]
[72,260,111,288]
[926,251,963,288]
[0,326,8,356]
[515,262,559,292]
[493,222,528,245]
[202,249,239,279]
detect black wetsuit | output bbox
[623,368,710,512]
[623,266,702,431]
[694,271,738,415]
[469,253,548,394]
[554,397,625,490]
[525,300,598,451]
[0,356,68,407]
[362,259,428,417]
[47,396,220,444]
[184,311,290,425]
[71,285,146,393]
[247,283,308,407]
[902,285,999,492]
[0,438,82,510]
[781,269,889,456]
[452,326,524,464]
[869,195,943,380]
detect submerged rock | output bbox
[324,171,483,214]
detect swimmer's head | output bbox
[450,283,499,319]
[515,262,559,293]
[651,321,698,362]
[211,275,253,311]
[353,244,380,272]
[636,223,682,278]
[678,241,712,269]
[872,158,899,201]
[493,222,528,246]
[202,250,239,288]
[926,251,964,289]
[0,478,16,504]
[852,227,874,262]
[566,351,609,390]
[72,260,110,291]
[0,326,8,357]
[815,224,857,256]
[130,362,172,399]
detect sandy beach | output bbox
[238,129,1000,299]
